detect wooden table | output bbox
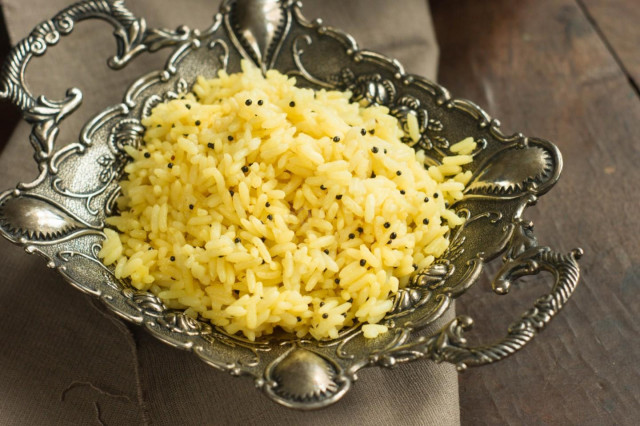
[1,1,638,423]
[431,0,640,423]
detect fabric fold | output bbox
[0,1,458,424]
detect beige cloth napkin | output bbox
[0,1,458,424]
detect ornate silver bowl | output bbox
[0,0,582,409]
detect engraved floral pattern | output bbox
[0,0,581,410]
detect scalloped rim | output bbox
[0,0,568,410]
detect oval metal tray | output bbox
[0,0,582,409]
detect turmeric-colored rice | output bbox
[99,61,476,341]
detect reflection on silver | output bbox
[0,0,581,409]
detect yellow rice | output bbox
[99,61,476,341]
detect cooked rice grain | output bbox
[99,61,476,341]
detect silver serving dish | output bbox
[0,0,582,409]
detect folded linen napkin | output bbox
[0,1,459,424]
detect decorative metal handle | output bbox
[374,242,582,371]
[425,246,583,371]
[0,0,584,409]
[0,0,190,188]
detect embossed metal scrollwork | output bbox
[0,0,582,410]
[0,0,192,189]
[374,245,583,371]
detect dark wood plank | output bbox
[430,0,640,424]
[579,0,640,90]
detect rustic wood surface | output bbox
[580,0,640,89]
[1,0,639,424]
[430,0,640,424]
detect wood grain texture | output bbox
[579,0,640,91]
[430,0,640,424]
[0,1,639,422]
